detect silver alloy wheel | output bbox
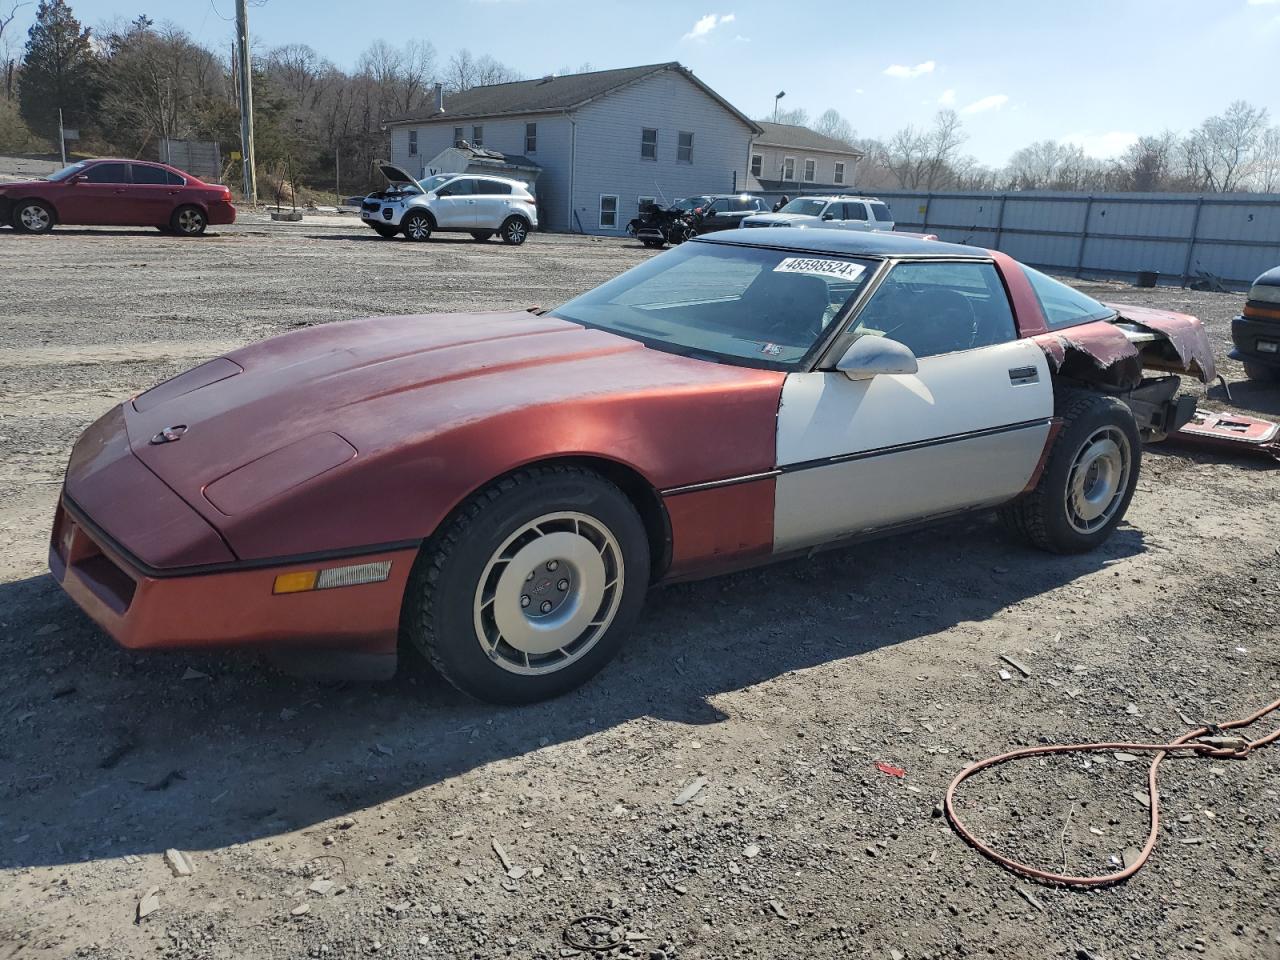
[473,511,624,676]
[1065,426,1130,533]
[177,208,205,234]
[405,215,430,240]
[505,218,527,244]
[19,204,50,231]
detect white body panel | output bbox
[772,339,1053,552]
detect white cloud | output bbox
[960,94,1009,115]
[682,13,736,41]
[1064,130,1140,158]
[883,60,935,79]
[938,88,956,106]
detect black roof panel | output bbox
[696,228,987,259]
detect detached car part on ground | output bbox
[51,231,1213,704]
[359,164,536,245]
[1229,265,1280,380]
[0,158,235,236]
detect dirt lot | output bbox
[1,219,1278,960]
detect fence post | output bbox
[1074,196,1094,279]
[993,194,1008,250]
[920,193,932,233]
[1181,196,1205,288]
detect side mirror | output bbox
[69,174,86,184]
[822,213,835,221]
[835,336,918,381]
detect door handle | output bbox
[1008,366,1039,385]
[114,188,127,194]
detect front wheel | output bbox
[500,216,529,246]
[371,223,398,239]
[13,200,54,234]
[1242,361,1280,382]
[999,392,1140,554]
[402,466,649,704]
[402,212,432,241]
[171,205,207,236]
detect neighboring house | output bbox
[747,122,864,193]
[384,62,762,235]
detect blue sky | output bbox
[11,0,1280,165]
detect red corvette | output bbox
[50,231,1213,703]
[0,158,236,236]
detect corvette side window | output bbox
[848,261,1016,358]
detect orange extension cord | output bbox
[943,695,1280,887]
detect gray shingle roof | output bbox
[754,121,864,157]
[386,62,761,133]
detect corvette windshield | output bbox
[551,241,877,367]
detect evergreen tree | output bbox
[18,0,98,142]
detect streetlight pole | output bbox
[773,90,786,123]
[235,0,257,204]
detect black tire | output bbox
[1242,361,1280,382]
[170,205,207,236]
[642,240,665,249]
[402,465,650,704]
[371,223,398,239]
[998,391,1141,554]
[470,229,495,242]
[500,216,529,246]
[12,199,54,234]
[402,212,432,242]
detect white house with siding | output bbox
[746,121,865,193]
[384,62,762,235]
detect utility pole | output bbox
[58,107,66,165]
[235,0,257,204]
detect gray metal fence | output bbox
[159,139,223,182]
[866,189,1280,290]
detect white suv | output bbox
[361,164,538,244]
[741,196,894,232]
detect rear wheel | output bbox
[402,212,432,242]
[12,200,54,234]
[1242,361,1280,382]
[371,223,398,239]
[999,391,1140,554]
[470,229,495,242]
[500,216,529,246]
[170,205,207,236]
[402,466,649,704]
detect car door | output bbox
[772,259,1054,553]
[470,178,514,229]
[60,161,133,225]
[129,163,183,225]
[433,177,478,228]
[699,197,732,232]
[841,201,873,232]
[818,202,847,229]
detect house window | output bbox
[408,130,418,156]
[525,122,537,153]
[783,156,796,180]
[599,194,619,229]
[677,131,693,163]
[637,195,656,212]
[834,161,845,184]
[641,128,657,160]
[472,125,484,146]
[804,158,815,182]
[453,126,464,146]
[750,153,762,178]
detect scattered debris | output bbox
[999,654,1032,677]
[563,914,623,952]
[998,668,1013,681]
[144,770,186,791]
[1122,847,1143,869]
[181,667,209,681]
[743,843,761,859]
[1113,752,1141,763]
[673,777,708,806]
[163,848,194,877]
[768,899,790,919]
[290,903,310,917]
[1133,791,1151,808]
[308,879,335,895]
[135,886,160,922]
[1016,886,1045,911]
[98,741,136,770]
[874,761,906,778]
[371,742,393,757]
[492,838,515,871]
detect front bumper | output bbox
[1230,313,1280,368]
[50,494,416,657]
[362,203,404,227]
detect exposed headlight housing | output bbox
[1249,284,1280,305]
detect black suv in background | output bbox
[629,194,769,247]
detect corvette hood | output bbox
[119,312,783,559]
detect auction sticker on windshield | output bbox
[773,257,866,281]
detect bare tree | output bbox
[922,109,965,189]
[1183,100,1269,192]
[1252,126,1280,194]
[445,47,520,92]
[813,108,855,146]
[762,106,809,128]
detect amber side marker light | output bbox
[272,561,392,595]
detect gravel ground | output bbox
[0,220,1278,960]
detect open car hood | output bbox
[378,162,421,189]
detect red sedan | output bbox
[0,158,236,236]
